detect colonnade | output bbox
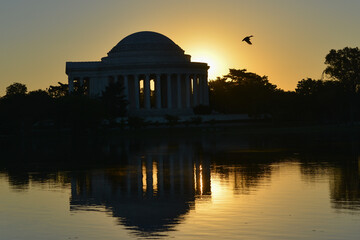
[69,72,209,111]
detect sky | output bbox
[1,0,359,95]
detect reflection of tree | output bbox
[211,152,273,195]
[6,171,30,191]
[329,158,360,211]
[5,171,71,191]
[233,164,271,194]
[300,153,360,212]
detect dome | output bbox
[102,31,190,64]
[109,31,184,54]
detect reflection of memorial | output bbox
[70,142,211,237]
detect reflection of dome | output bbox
[110,197,193,237]
[102,31,190,64]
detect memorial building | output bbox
[66,31,209,116]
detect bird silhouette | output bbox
[242,35,254,45]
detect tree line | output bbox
[0,81,126,134]
[209,47,360,123]
[0,46,359,133]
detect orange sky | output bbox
[1,0,359,95]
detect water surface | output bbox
[1,133,360,239]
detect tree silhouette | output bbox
[324,47,360,122]
[210,69,278,116]
[47,82,68,98]
[324,47,360,93]
[296,78,324,96]
[101,81,128,118]
[295,78,347,122]
[6,82,27,96]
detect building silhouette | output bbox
[66,31,209,116]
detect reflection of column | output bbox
[177,74,182,108]
[179,156,184,194]
[202,157,211,195]
[144,74,151,109]
[126,165,131,197]
[188,156,195,193]
[146,156,153,196]
[170,156,175,195]
[195,160,201,195]
[166,74,172,109]
[137,157,142,196]
[158,156,164,196]
[134,75,140,109]
[185,74,191,108]
[155,74,161,109]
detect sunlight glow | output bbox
[190,48,228,80]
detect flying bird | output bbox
[242,35,254,45]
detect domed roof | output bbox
[108,31,184,54]
[102,31,190,64]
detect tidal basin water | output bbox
[1,132,360,239]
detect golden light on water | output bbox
[152,161,158,195]
[142,162,147,193]
[199,165,203,195]
[194,163,204,195]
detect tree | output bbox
[224,69,277,92]
[324,47,360,122]
[101,81,128,118]
[324,47,360,93]
[47,82,68,98]
[5,83,27,96]
[296,78,324,96]
[55,95,105,132]
[209,69,278,116]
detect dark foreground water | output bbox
[1,131,360,239]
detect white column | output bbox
[134,75,140,109]
[155,74,161,109]
[193,75,198,106]
[198,75,203,105]
[166,74,172,109]
[201,75,207,105]
[144,74,151,109]
[177,74,182,108]
[204,75,209,105]
[68,77,74,93]
[185,74,191,108]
